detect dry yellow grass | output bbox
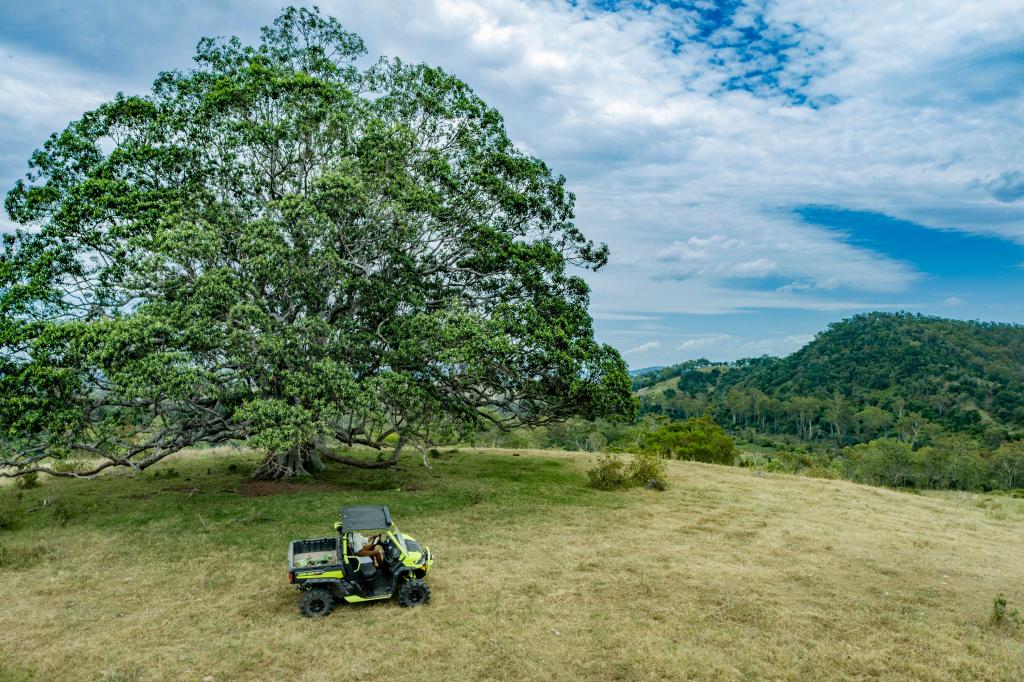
[1,448,1023,681]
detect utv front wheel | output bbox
[397,578,430,607]
[299,588,335,618]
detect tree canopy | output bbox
[0,7,633,479]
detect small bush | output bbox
[627,451,668,490]
[14,472,39,489]
[588,454,629,490]
[589,452,668,491]
[803,465,840,480]
[990,593,1021,627]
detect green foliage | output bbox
[587,451,669,490]
[13,472,37,489]
[626,450,668,488]
[844,439,916,487]
[587,454,629,490]
[989,594,1021,627]
[643,416,736,465]
[0,6,631,480]
[990,441,1024,489]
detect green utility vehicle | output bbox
[287,505,433,617]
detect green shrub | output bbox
[588,454,629,490]
[14,472,38,489]
[643,416,736,465]
[627,451,668,489]
[589,452,669,491]
[803,465,840,480]
[990,593,1021,627]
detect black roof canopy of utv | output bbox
[339,505,392,531]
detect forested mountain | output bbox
[637,313,1024,447]
[479,312,1024,492]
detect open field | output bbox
[2,448,1024,681]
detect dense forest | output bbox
[480,313,1024,492]
[636,312,1024,446]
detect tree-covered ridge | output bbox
[638,312,1024,446]
[752,313,1024,422]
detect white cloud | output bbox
[0,48,108,128]
[677,334,733,351]
[3,0,1023,323]
[624,340,661,355]
[943,296,965,307]
[308,0,1024,320]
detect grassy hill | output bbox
[3,448,1024,680]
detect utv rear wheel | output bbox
[397,578,430,607]
[299,588,335,618]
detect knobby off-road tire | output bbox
[397,578,430,607]
[299,588,336,618]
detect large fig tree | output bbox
[0,7,633,480]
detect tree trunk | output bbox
[252,436,407,480]
[252,445,325,480]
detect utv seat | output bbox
[357,556,377,580]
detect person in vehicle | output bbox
[348,531,385,568]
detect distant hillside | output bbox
[629,365,665,377]
[637,312,1024,445]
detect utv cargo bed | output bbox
[289,537,340,569]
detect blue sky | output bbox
[2,0,1023,367]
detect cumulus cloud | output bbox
[2,0,1022,326]
[943,296,965,307]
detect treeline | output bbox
[744,436,1024,492]
[474,413,1024,492]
